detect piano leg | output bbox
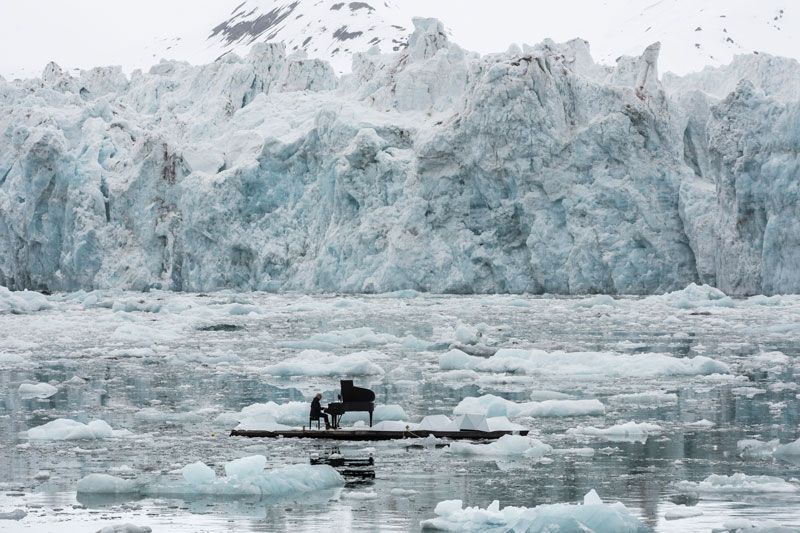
[369,410,373,428]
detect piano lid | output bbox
[340,380,375,402]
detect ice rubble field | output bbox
[1,285,800,531]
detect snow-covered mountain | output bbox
[1,1,798,79]
[154,0,411,74]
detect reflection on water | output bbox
[1,292,799,531]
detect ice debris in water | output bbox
[440,348,729,377]
[420,490,649,532]
[645,283,735,309]
[448,435,553,458]
[262,350,385,376]
[77,457,344,498]
[95,525,152,533]
[454,394,605,418]
[27,418,125,440]
[675,473,798,493]
[18,382,58,399]
[567,422,662,442]
[664,506,703,520]
[0,286,52,314]
[0,509,27,520]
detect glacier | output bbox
[1,18,799,295]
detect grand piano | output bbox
[324,380,376,429]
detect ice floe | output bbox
[646,283,735,309]
[262,350,385,376]
[420,490,648,532]
[439,348,728,377]
[448,435,552,458]
[18,382,58,399]
[454,394,605,418]
[0,286,52,314]
[676,473,798,493]
[567,422,662,442]
[77,458,344,498]
[27,418,129,440]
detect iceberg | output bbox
[448,435,553,458]
[567,422,662,442]
[420,490,650,532]
[2,17,799,296]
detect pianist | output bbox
[310,393,331,430]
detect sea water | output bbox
[1,290,799,531]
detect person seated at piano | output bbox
[310,393,330,430]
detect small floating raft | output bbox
[229,429,528,440]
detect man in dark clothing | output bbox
[310,393,330,429]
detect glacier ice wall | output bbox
[1,19,799,295]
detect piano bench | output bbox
[309,416,321,430]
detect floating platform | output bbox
[229,429,528,441]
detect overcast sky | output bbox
[0,0,607,78]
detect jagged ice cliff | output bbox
[1,19,799,295]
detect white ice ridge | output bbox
[18,382,58,399]
[76,457,344,498]
[420,490,648,532]
[1,16,800,296]
[440,349,729,377]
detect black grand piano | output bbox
[324,380,375,429]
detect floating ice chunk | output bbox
[529,390,576,401]
[686,419,715,428]
[575,295,618,308]
[738,439,779,459]
[373,404,406,421]
[0,286,53,314]
[263,350,385,376]
[745,295,783,306]
[0,353,25,366]
[454,324,479,345]
[135,407,205,425]
[391,488,419,497]
[664,506,703,520]
[454,395,605,418]
[648,283,734,309]
[553,447,595,457]
[440,348,728,377]
[417,415,453,431]
[96,524,152,533]
[181,461,216,484]
[78,460,344,499]
[76,473,140,494]
[449,435,552,458]
[225,455,267,480]
[0,509,28,520]
[567,422,661,442]
[731,387,766,398]
[486,416,525,432]
[218,401,307,429]
[676,473,798,493]
[18,382,58,399]
[721,518,798,532]
[343,490,378,500]
[775,437,800,458]
[420,490,647,532]
[279,327,402,349]
[610,391,677,405]
[28,419,116,440]
[34,470,50,480]
[111,324,181,345]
